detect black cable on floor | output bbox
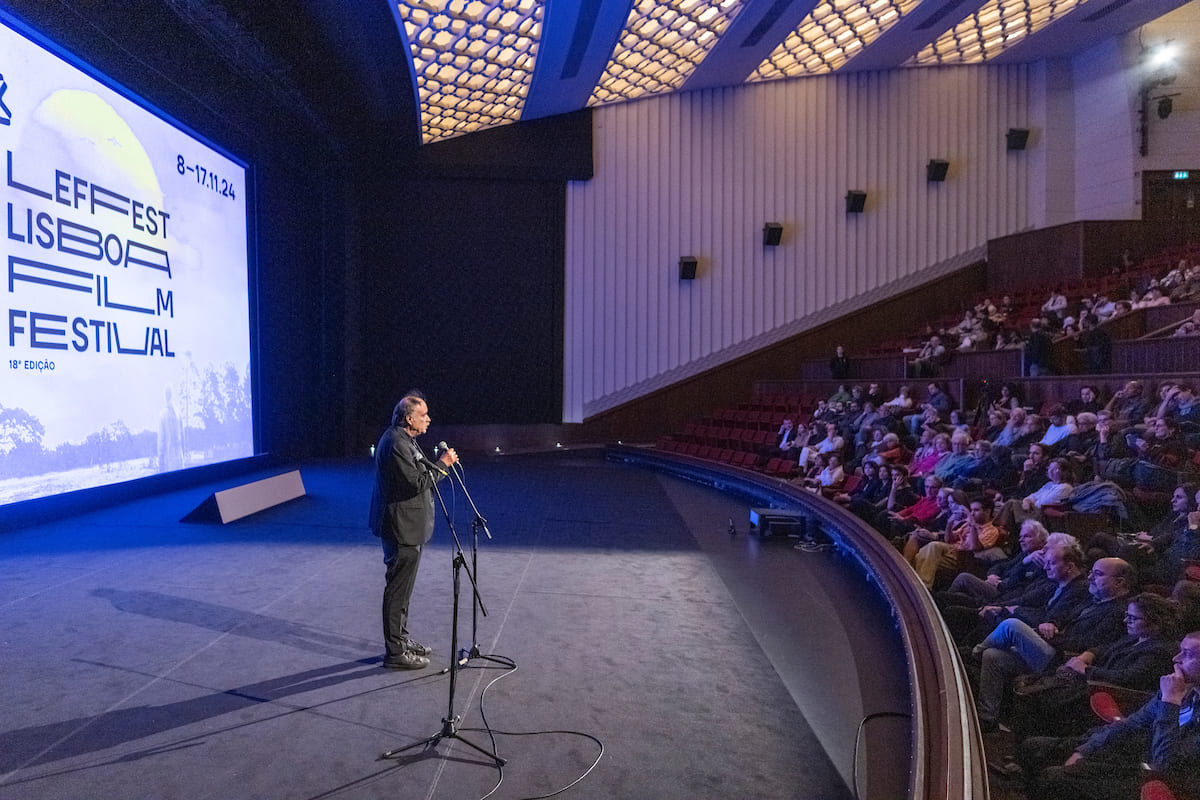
[459,655,606,800]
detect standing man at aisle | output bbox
[369,394,458,670]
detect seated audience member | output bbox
[1012,593,1180,737]
[834,459,883,506]
[910,431,951,481]
[1060,412,1100,476]
[1091,293,1117,320]
[898,487,962,554]
[1131,416,1190,471]
[828,383,852,406]
[972,556,1134,730]
[905,382,956,436]
[1039,405,1073,454]
[938,520,1050,610]
[1017,631,1200,800]
[908,335,946,378]
[810,398,837,426]
[1173,308,1200,337]
[1105,380,1150,428]
[801,452,845,495]
[1171,383,1200,429]
[846,400,881,447]
[1137,286,1171,308]
[1138,485,1200,587]
[993,407,1036,451]
[1173,580,1200,633]
[1011,443,1052,497]
[907,498,1004,589]
[974,534,1090,641]
[867,465,920,531]
[884,474,945,538]
[982,408,1009,442]
[862,431,906,468]
[946,439,998,490]
[932,430,975,485]
[1066,385,1103,416]
[944,531,1078,647]
[1041,285,1068,322]
[1161,383,1200,428]
[995,458,1074,533]
[796,421,844,470]
[847,464,894,521]
[759,417,805,465]
[981,444,1020,492]
[864,382,886,408]
[883,384,915,411]
[992,382,1024,414]
[994,329,1022,349]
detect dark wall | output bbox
[351,172,567,432]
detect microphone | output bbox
[416,447,448,475]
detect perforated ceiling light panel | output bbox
[589,0,747,106]
[908,0,1094,65]
[751,0,923,80]
[396,0,544,143]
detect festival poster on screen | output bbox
[0,17,253,505]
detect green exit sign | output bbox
[1174,171,1190,179]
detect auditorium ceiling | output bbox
[380,0,1191,144]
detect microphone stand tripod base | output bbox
[379,714,506,765]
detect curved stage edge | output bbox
[606,444,988,800]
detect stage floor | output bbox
[0,452,909,799]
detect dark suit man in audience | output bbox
[937,519,1049,610]
[973,556,1134,730]
[1018,631,1200,800]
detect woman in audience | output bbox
[1010,593,1179,737]
[847,463,894,522]
[909,431,951,487]
[834,458,882,506]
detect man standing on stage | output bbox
[369,395,458,669]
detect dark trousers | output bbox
[382,536,423,659]
[1018,735,1148,800]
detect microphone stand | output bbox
[380,458,504,767]
[447,461,509,669]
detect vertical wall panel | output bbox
[562,64,1036,423]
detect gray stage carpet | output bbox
[1,452,907,799]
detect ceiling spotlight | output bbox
[1158,96,1173,119]
[1147,43,1180,70]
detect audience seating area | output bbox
[654,239,1200,800]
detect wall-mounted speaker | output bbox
[763,223,783,246]
[1006,128,1030,151]
[679,256,698,280]
[927,159,949,182]
[845,190,867,213]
